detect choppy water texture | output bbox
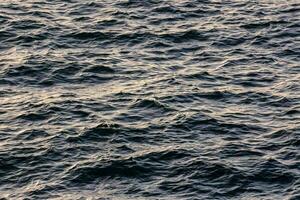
[0,0,300,199]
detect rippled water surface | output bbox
[0,0,300,199]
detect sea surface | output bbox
[0,0,299,199]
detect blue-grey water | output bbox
[0,1,299,199]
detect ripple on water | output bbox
[0,0,299,199]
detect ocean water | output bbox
[0,0,299,199]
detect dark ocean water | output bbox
[0,0,300,199]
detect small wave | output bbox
[65,31,109,41]
[15,129,50,141]
[130,98,174,111]
[66,122,121,143]
[16,112,50,121]
[240,20,289,30]
[83,65,115,74]
[66,148,191,183]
